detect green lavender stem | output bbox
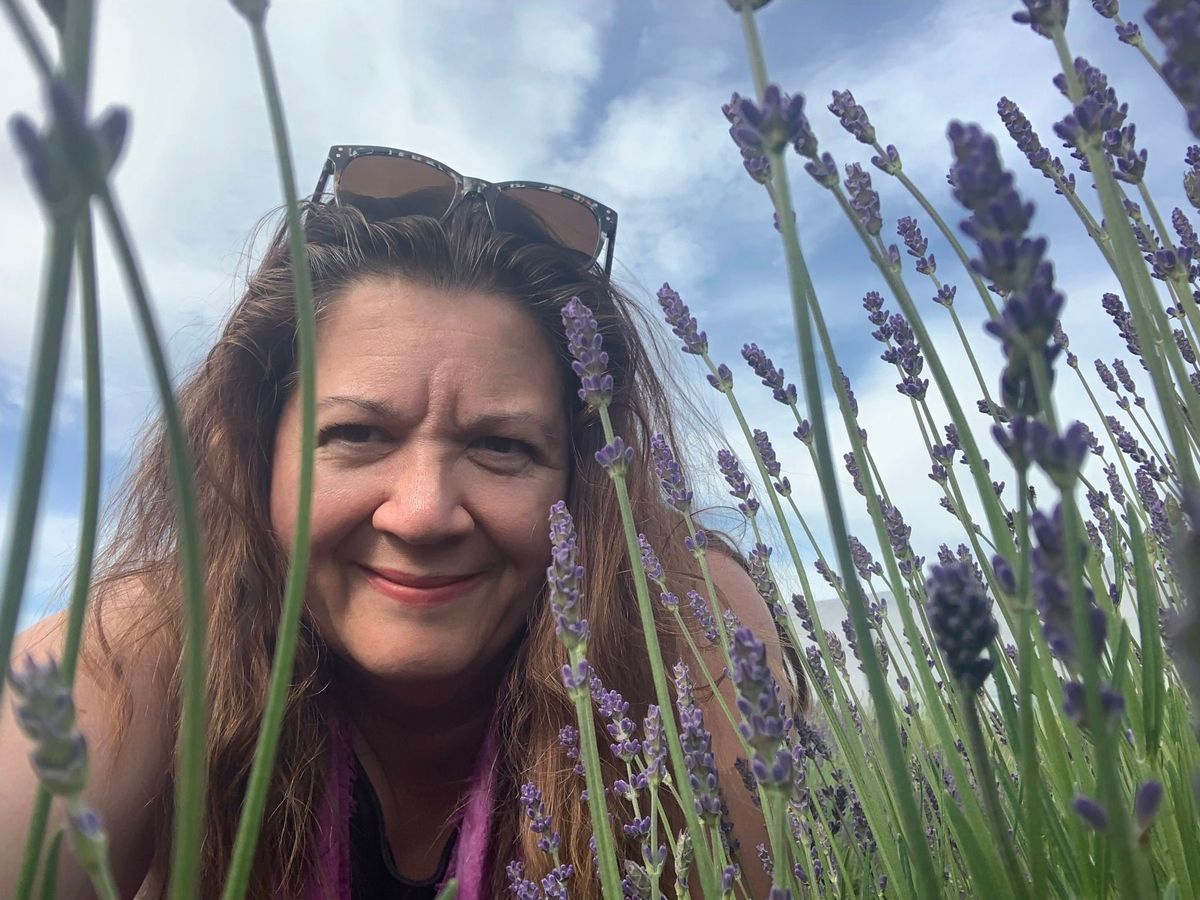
[737,9,942,896]
[218,10,318,900]
[596,407,721,897]
[93,183,208,900]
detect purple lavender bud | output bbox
[829,89,875,144]
[8,654,89,796]
[547,504,588,652]
[1145,2,1200,138]
[684,530,709,556]
[753,429,782,478]
[707,363,733,393]
[729,627,793,790]
[1134,780,1164,830]
[595,436,634,475]
[650,433,693,513]
[638,533,665,585]
[560,659,591,692]
[686,590,719,643]
[642,705,666,783]
[1092,0,1118,17]
[717,449,758,516]
[843,451,865,496]
[520,782,562,855]
[880,497,923,577]
[843,163,882,236]
[656,283,708,355]
[506,860,541,900]
[1062,679,1125,730]
[838,368,859,417]
[1012,0,1068,38]
[742,343,797,405]
[872,143,902,174]
[1094,359,1119,393]
[1115,20,1141,44]
[673,662,725,823]
[1073,795,1109,831]
[933,284,956,307]
[1102,292,1142,358]
[747,544,781,607]
[732,85,814,156]
[1031,505,1109,665]
[561,297,613,408]
[923,561,999,691]
[804,151,840,188]
[897,216,936,274]
[1112,358,1137,395]
[793,419,813,446]
[1027,419,1091,487]
[848,534,883,580]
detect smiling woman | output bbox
[2,172,797,899]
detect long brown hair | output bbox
[87,199,795,897]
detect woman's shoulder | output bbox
[1,582,174,897]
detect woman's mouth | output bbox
[357,565,484,607]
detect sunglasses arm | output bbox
[310,158,335,202]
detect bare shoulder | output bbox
[1,584,174,898]
[705,549,784,669]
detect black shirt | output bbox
[349,754,458,900]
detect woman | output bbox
[1,147,797,898]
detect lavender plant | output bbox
[5,0,1200,897]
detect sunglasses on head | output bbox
[311,145,619,278]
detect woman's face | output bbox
[269,275,570,689]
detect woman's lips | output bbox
[358,565,483,607]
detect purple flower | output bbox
[753,429,781,478]
[595,436,634,475]
[1102,292,1142,359]
[718,449,760,517]
[590,675,641,762]
[997,96,1074,195]
[747,543,781,607]
[1012,0,1068,37]
[1116,20,1142,45]
[880,497,923,577]
[1146,0,1200,137]
[729,627,793,789]
[730,84,814,156]
[1031,504,1108,666]
[687,589,719,643]
[707,362,734,393]
[8,654,89,796]
[1091,0,1118,17]
[642,705,666,784]
[828,89,875,144]
[561,296,613,408]
[793,419,813,446]
[872,143,902,175]
[843,163,882,236]
[520,782,562,855]
[949,120,1064,414]
[1073,795,1109,831]
[805,151,840,188]
[923,560,999,691]
[897,216,936,274]
[656,283,708,355]
[638,533,665,585]
[848,535,883,581]
[674,662,725,823]
[934,284,956,306]
[506,860,541,899]
[742,343,797,405]
[650,433,693,513]
[547,502,589,654]
[1134,780,1164,832]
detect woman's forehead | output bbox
[313,277,567,415]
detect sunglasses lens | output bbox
[336,156,458,220]
[494,187,602,260]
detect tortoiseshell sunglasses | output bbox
[311,145,619,278]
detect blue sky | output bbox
[1,0,1192,630]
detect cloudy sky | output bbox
[1,0,1191,630]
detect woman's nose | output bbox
[370,450,473,545]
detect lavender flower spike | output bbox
[729,627,793,790]
[520,782,563,856]
[650,433,693,513]
[595,436,635,476]
[547,501,589,653]
[731,84,815,156]
[1012,0,1068,38]
[923,560,999,692]
[656,283,708,355]
[674,661,725,824]
[561,296,613,409]
[9,654,89,796]
[829,89,875,144]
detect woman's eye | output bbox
[318,423,383,446]
[476,436,535,457]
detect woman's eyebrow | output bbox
[468,411,563,444]
[318,395,395,417]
